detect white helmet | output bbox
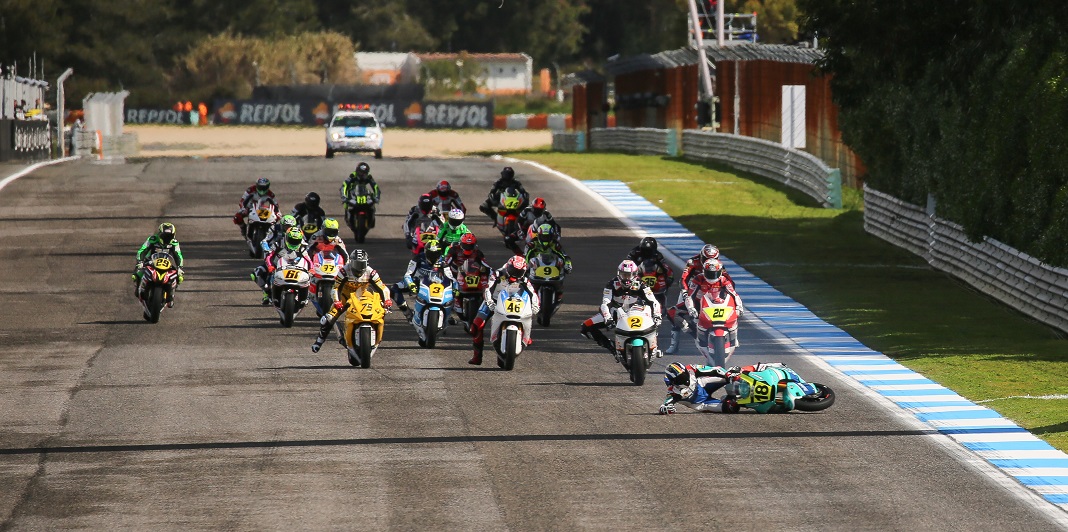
[447,208,465,227]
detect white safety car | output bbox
[325,104,383,159]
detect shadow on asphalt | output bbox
[524,381,636,387]
[0,429,941,456]
[258,365,354,371]
[78,320,150,326]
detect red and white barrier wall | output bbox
[493,113,615,131]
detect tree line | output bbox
[801,0,1068,267]
[1,0,800,106]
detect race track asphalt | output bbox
[0,156,1063,531]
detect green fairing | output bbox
[137,235,184,266]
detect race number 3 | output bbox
[429,284,444,297]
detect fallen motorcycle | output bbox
[721,364,836,413]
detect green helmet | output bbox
[323,218,340,240]
[284,227,304,251]
[157,222,176,245]
[280,214,297,230]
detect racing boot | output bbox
[665,328,681,355]
[401,304,414,323]
[468,345,483,365]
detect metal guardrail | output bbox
[561,127,842,208]
[864,184,1068,335]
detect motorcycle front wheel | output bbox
[794,383,836,412]
[280,292,297,328]
[628,343,647,385]
[499,328,518,371]
[425,308,440,348]
[710,334,728,367]
[147,285,164,324]
[358,326,373,368]
[355,213,369,243]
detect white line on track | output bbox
[0,156,79,196]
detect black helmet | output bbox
[304,192,320,209]
[418,194,433,214]
[424,240,443,263]
[500,166,515,180]
[639,237,658,259]
[347,249,368,277]
[355,162,370,178]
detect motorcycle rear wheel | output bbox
[628,343,646,385]
[147,285,164,324]
[794,383,836,412]
[280,292,296,328]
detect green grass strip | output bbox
[506,149,1068,452]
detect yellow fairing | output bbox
[343,288,386,345]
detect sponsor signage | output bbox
[125,108,186,125]
[209,99,494,129]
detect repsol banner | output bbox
[125,108,186,124]
[415,101,494,129]
[213,100,320,126]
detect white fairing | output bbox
[611,304,658,352]
[490,285,534,347]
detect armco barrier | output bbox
[864,184,1068,335]
[558,128,842,208]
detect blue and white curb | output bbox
[581,179,1068,514]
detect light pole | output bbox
[456,59,464,95]
[56,68,73,157]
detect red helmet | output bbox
[504,255,528,281]
[702,258,724,283]
[531,197,546,215]
[437,180,451,194]
[460,233,477,256]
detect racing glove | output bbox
[333,300,344,311]
[659,403,676,415]
[604,318,616,330]
[383,299,393,309]
[408,282,417,295]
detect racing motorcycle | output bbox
[344,187,376,243]
[527,252,567,326]
[309,249,345,317]
[721,365,836,413]
[244,197,280,259]
[409,215,441,255]
[455,258,489,332]
[639,259,671,311]
[339,288,388,368]
[695,288,741,367]
[609,302,659,385]
[298,213,325,242]
[495,188,526,254]
[488,284,535,370]
[412,270,454,348]
[137,251,180,323]
[270,254,312,327]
